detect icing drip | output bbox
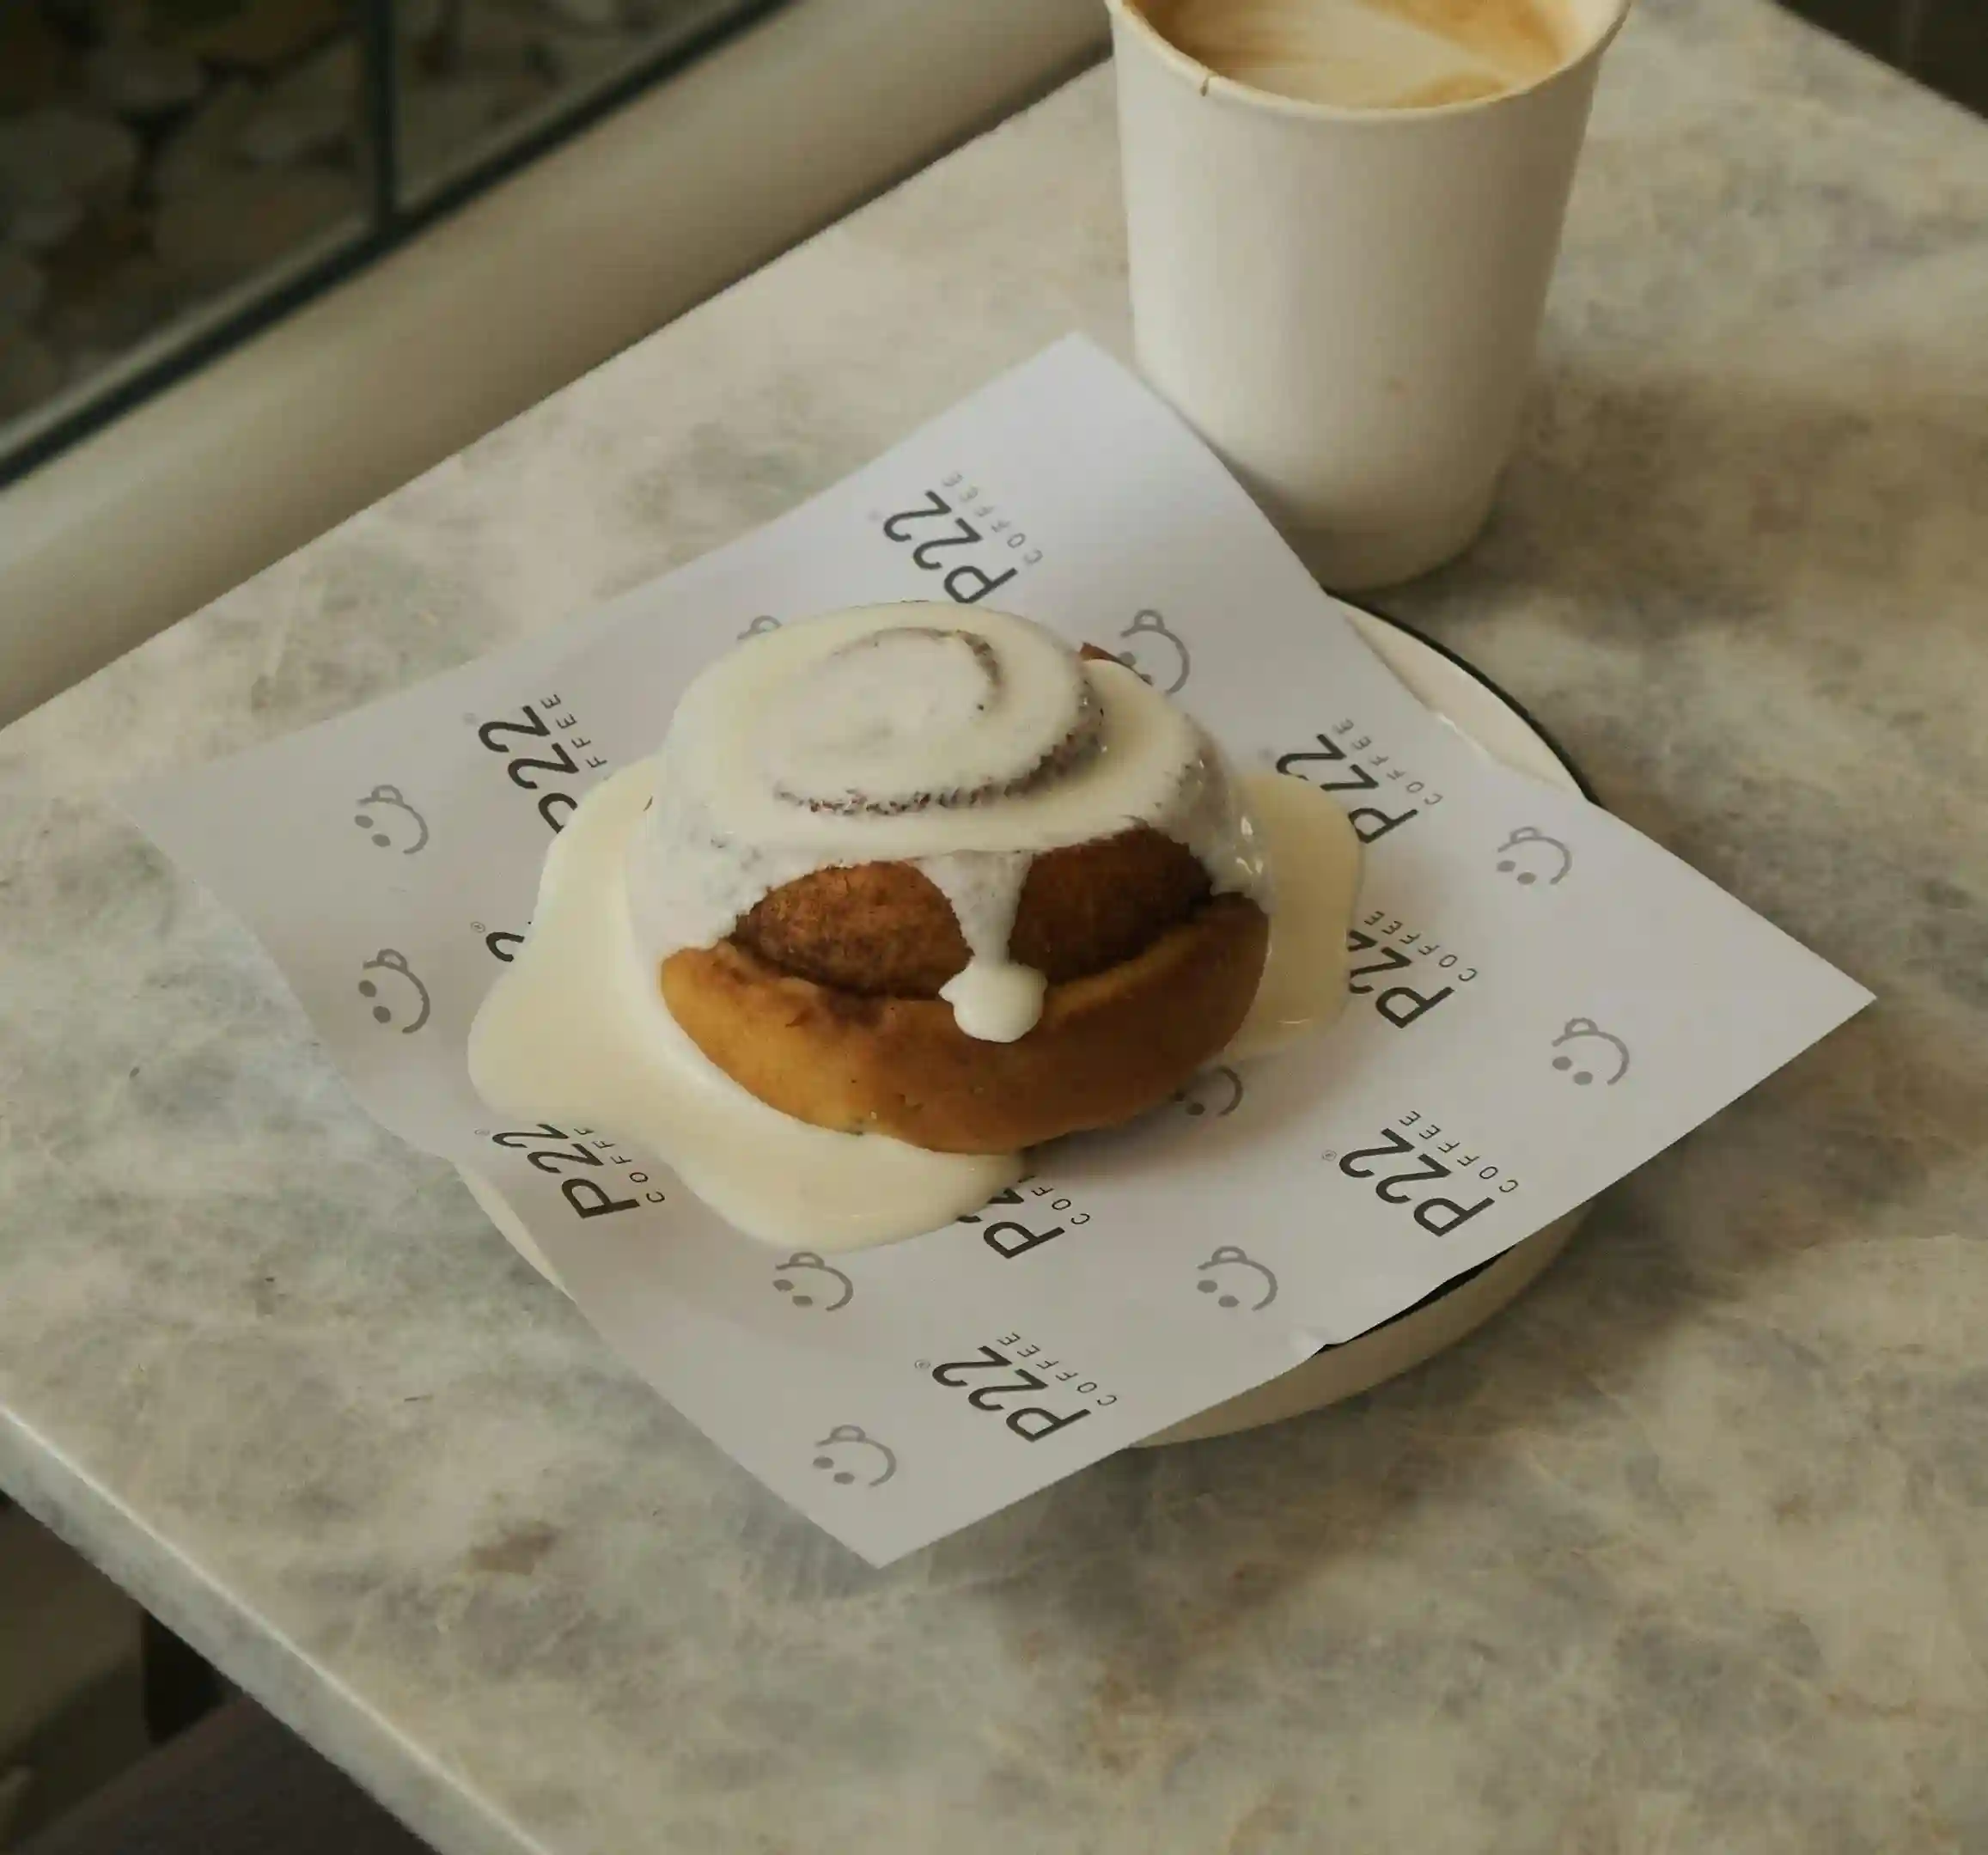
[918,851,1044,1044]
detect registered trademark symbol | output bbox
[1320,1150,1337,1162]
[914,1359,930,1373]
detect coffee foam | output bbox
[1138,0,1577,111]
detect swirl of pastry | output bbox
[649,606,1237,860]
[631,606,1253,959]
[761,624,1101,815]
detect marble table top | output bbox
[3,3,1986,1849]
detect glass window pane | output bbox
[0,0,368,465]
[393,0,770,204]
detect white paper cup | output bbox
[1107,0,1631,589]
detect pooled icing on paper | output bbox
[469,603,1361,1254]
[468,758,1359,1253]
[470,764,1019,1250]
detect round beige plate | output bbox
[460,609,1592,1446]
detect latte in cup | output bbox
[1136,0,1578,109]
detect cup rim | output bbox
[1103,0,1635,125]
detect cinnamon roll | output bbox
[627,605,1272,1152]
[470,601,1360,1251]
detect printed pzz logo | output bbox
[1115,609,1192,695]
[1495,826,1572,888]
[1195,1245,1278,1311]
[1551,1017,1631,1086]
[811,1425,897,1487]
[357,949,430,1033]
[771,1252,854,1312]
[354,784,428,854]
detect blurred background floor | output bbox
[1,1498,415,1852]
[1790,0,1988,113]
[0,1501,149,1848]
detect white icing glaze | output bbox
[625,604,1263,1042]
[468,763,1019,1252]
[1224,771,1362,1061]
[761,623,1093,814]
[468,764,1362,1255]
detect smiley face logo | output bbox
[1116,609,1192,696]
[739,614,782,640]
[1495,826,1573,888]
[811,1425,897,1487]
[1550,1016,1631,1087]
[357,949,431,1033]
[1195,1245,1278,1311]
[353,784,429,855]
[1175,1065,1244,1120]
[771,1252,855,1312]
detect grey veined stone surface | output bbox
[3,9,1986,1850]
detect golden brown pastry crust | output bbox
[733,827,1211,995]
[662,895,1269,1153]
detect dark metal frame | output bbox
[0,0,788,491]
[1355,601,1597,803]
